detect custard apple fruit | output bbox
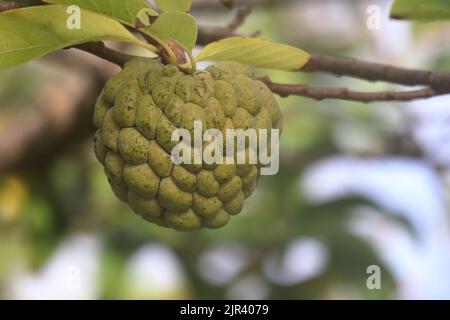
[93,58,282,231]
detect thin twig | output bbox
[259,76,442,103]
[193,0,299,10]
[220,0,234,10]
[73,42,139,67]
[302,55,450,92]
[227,5,253,31]
[197,27,239,46]
[197,5,252,45]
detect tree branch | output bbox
[195,9,450,99]
[227,5,253,31]
[0,0,20,12]
[73,42,138,67]
[302,55,450,92]
[259,76,442,103]
[5,0,450,104]
[197,5,252,45]
[192,0,299,10]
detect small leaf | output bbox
[141,11,197,51]
[154,0,192,12]
[391,0,450,21]
[43,0,158,26]
[0,5,153,70]
[197,37,311,71]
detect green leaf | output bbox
[197,37,311,71]
[141,11,197,51]
[391,0,450,21]
[0,5,153,70]
[154,0,192,12]
[43,0,158,26]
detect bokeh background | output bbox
[1,0,450,299]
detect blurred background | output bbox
[1,0,450,299]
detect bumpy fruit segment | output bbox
[93,59,282,231]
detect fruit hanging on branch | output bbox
[93,59,282,230]
[0,0,444,231]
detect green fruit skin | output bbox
[93,59,282,231]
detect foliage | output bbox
[0,5,153,70]
[154,0,192,12]
[391,0,450,21]
[0,0,309,72]
[43,0,158,26]
[141,11,198,51]
[197,37,310,70]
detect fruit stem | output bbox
[180,50,197,74]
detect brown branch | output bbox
[0,0,20,12]
[259,76,442,103]
[193,0,299,10]
[197,26,239,46]
[220,0,234,10]
[197,5,252,45]
[196,13,450,97]
[227,5,253,31]
[73,42,137,67]
[302,55,450,92]
[198,27,239,46]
